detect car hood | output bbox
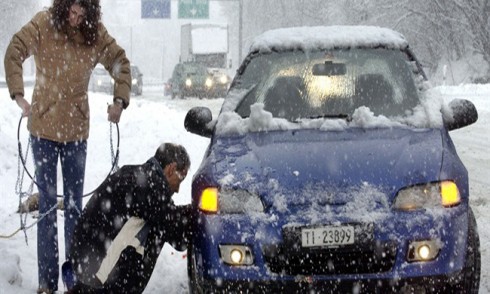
[201,127,445,209]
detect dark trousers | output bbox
[31,135,87,291]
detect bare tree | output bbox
[222,0,489,80]
[454,0,490,76]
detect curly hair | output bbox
[50,0,101,46]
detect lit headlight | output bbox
[393,181,460,211]
[198,187,264,214]
[132,78,137,85]
[205,78,213,88]
[97,79,102,86]
[185,78,192,87]
[219,75,228,84]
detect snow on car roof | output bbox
[249,25,409,53]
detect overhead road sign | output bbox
[178,0,209,19]
[142,0,171,19]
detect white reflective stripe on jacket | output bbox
[95,216,146,284]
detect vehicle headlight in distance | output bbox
[393,181,460,211]
[205,77,213,88]
[132,78,137,85]
[219,75,228,84]
[198,188,264,214]
[185,78,192,87]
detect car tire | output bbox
[458,208,481,293]
[187,243,204,294]
[447,208,480,293]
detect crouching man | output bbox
[66,143,191,293]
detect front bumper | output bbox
[198,274,464,293]
[191,205,469,292]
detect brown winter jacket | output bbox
[4,10,131,142]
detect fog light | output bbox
[230,249,243,264]
[407,240,440,262]
[219,245,254,266]
[418,245,430,259]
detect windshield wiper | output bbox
[307,114,352,121]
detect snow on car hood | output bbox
[206,127,444,211]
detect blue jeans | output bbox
[31,136,87,291]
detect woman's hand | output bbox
[15,95,30,117]
[107,101,123,123]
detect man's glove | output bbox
[167,204,193,252]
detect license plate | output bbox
[301,225,355,247]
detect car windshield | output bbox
[183,64,208,76]
[234,48,421,121]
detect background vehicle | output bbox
[130,65,143,96]
[164,78,172,97]
[89,65,113,94]
[184,26,480,293]
[180,23,231,95]
[169,62,215,99]
[89,64,143,96]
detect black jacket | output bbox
[70,157,190,293]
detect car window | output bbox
[234,48,420,120]
[183,64,208,76]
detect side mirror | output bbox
[184,107,213,137]
[444,99,478,131]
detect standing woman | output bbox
[4,0,131,293]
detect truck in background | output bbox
[179,23,231,98]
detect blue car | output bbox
[184,26,479,293]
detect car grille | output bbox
[262,225,397,275]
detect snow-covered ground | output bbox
[0,84,488,293]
